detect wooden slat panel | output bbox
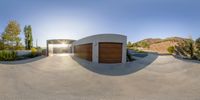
[74,43,92,61]
[99,42,122,63]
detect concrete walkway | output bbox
[0,54,200,100]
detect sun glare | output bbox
[49,44,71,48]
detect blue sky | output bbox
[0,0,200,47]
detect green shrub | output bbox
[167,46,175,54]
[196,38,200,48]
[0,50,17,61]
[127,41,133,49]
[175,39,195,59]
[31,48,37,56]
[195,38,200,60]
[127,49,134,62]
[42,49,47,55]
[0,41,4,50]
[26,48,38,58]
[15,45,25,50]
[27,48,42,58]
[138,41,150,48]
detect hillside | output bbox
[148,41,178,54]
[137,38,162,44]
[133,37,188,54]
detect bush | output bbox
[26,48,42,58]
[138,41,150,48]
[31,48,37,54]
[175,39,195,59]
[196,38,200,48]
[127,49,134,62]
[0,50,17,61]
[15,45,25,50]
[127,41,133,49]
[195,38,200,60]
[0,41,4,50]
[42,49,47,55]
[167,46,175,54]
[27,48,37,58]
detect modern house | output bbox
[47,34,127,63]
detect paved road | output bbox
[0,54,200,100]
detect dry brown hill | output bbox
[138,38,162,44]
[135,37,188,54]
[148,41,178,54]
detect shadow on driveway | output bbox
[71,53,158,76]
[173,55,200,64]
[0,56,47,65]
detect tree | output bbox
[0,36,3,50]
[138,41,149,48]
[187,39,195,58]
[24,25,33,50]
[2,20,21,50]
[195,38,200,60]
[127,41,132,49]
[196,38,200,49]
[175,39,195,59]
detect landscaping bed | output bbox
[0,48,44,61]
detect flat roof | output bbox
[47,39,75,44]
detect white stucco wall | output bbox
[16,50,31,56]
[72,34,127,63]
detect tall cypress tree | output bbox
[24,25,33,50]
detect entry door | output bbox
[99,42,122,63]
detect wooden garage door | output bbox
[99,42,122,63]
[74,43,92,61]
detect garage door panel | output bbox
[74,43,92,61]
[99,42,122,63]
[99,49,121,51]
[99,51,122,55]
[99,54,122,58]
[100,46,120,48]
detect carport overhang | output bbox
[47,39,75,56]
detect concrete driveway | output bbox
[0,54,200,100]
